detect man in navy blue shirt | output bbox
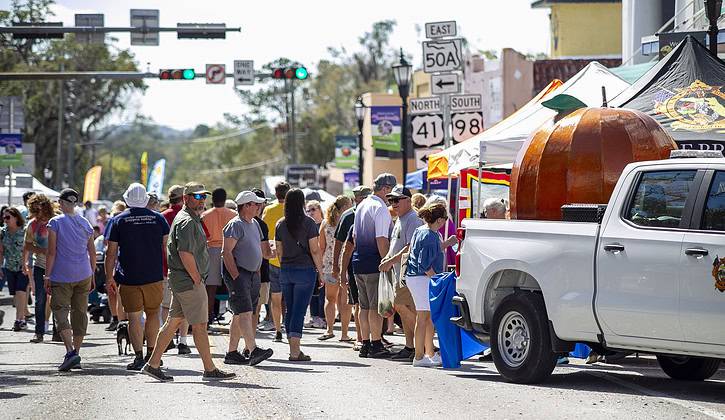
[106,183,170,370]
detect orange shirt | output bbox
[201,207,237,249]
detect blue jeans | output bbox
[33,266,47,335]
[309,290,325,319]
[280,266,317,339]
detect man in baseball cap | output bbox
[167,185,184,202]
[184,183,211,196]
[221,191,274,366]
[373,173,397,191]
[352,185,372,199]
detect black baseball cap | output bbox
[251,188,269,203]
[59,188,80,204]
[386,184,412,199]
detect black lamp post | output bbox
[392,49,412,181]
[705,0,722,55]
[354,96,366,186]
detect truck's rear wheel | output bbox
[491,292,557,383]
[656,355,720,381]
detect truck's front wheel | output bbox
[491,292,557,384]
[656,355,721,381]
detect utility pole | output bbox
[67,124,75,188]
[55,63,64,189]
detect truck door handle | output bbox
[603,244,625,253]
[685,248,709,257]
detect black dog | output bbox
[116,321,131,355]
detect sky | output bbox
[2,0,551,130]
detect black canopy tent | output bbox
[611,36,725,155]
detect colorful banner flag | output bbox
[0,134,23,167]
[140,152,148,187]
[371,106,401,151]
[82,165,102,203]
[335,135,358,168]
[147,159,166,197]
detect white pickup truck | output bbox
[453,152,725,383]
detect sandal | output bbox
[317,333,335,341]
[339,337,354,342]
[289,352,312,361]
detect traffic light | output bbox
[271,67,308,80]
[159,69,196,80]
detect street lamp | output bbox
[705,0,723,55]
[392,48,412,180]
[354,96,367,186]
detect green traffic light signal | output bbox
[295,67,308,80]
[182,69,195,80]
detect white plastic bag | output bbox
[378,270,395,318]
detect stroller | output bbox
[88,250,112,323]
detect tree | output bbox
[0,0,145,189]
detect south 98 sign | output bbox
[451,112,483,143]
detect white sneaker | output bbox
[412,356,436,367]
[304,319,315,328]
[312,317,326,329]
[430,352,442,366]
[257,320,275,331]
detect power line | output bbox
[197,156,283,174]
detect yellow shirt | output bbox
[262,201,285,267]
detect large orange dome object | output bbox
[510,107,677,220]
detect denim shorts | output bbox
[269,264,282,294]
[225,268,260,314]
[5,268,29,295]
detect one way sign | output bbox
[234,60,254,86]
[431,73,460,95]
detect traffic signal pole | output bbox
[0,25,241,36]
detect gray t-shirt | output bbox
[388,209,424,280]
[223,216,263,272]
[275,216,319,268]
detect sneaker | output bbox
[143,353,162,367]
[258,320,275,331]
[142,363,174,382]
[127,356,145,371]
[391,347,414,361]
[248,347,274,366]
[19,320,27,330]
[224,350,248,365]
[368,346,392,359]
[105,320,118,332]
[312,317,326,329]
[430,352,442,366]
[58,351,81,372]
[358,343,371,358]
[12,320,21,332]
[303,319,315,328]
[164,340,176,352]
[177,343,191,355]
[274,331,283,342]
[412,356,436,368]
[29,334,43,343]
[202,368,236,381]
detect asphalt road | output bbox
[1,298,725,420]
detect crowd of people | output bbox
[0,174,512,381]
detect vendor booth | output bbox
[611,36,725,154]
[428,62,631,179]
[0,172,60,205]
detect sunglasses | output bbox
[191,193,207,200]
[388,197,408,204]
[2,215,10,220]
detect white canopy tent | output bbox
[0,172,60,206]
[428,62,631,177]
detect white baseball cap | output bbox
[123,183,149,208]
[235,190,266,205]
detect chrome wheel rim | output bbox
[497,311,530,368]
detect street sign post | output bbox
[205,64,226,84]
[129,9,159,46]
[422,38,463,73]
[233,60,254,86]
[431,73,460,95]
[425,21,457,39]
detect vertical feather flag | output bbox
[147,159,166,197]
[140,152,148,187]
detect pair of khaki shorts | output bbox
[119,281,163,313]
[354,273,380,311]
[169,283,208,325]
[161,278,172,309]
[394,283,416,309]
[259,282,270,306]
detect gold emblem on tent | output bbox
[656,80,725,133]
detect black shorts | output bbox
[347,266,359,305]
[224,268,261,315]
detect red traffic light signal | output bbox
[271,67,308,80]
[159,69,195,80]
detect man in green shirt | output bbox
[143,182,235,382]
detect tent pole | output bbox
[477,161,483,218]
[8,166,12,206]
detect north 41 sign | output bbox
[412,114,444,148]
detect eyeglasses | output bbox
[191,193,207,200]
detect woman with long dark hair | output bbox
[274,188,324,361]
